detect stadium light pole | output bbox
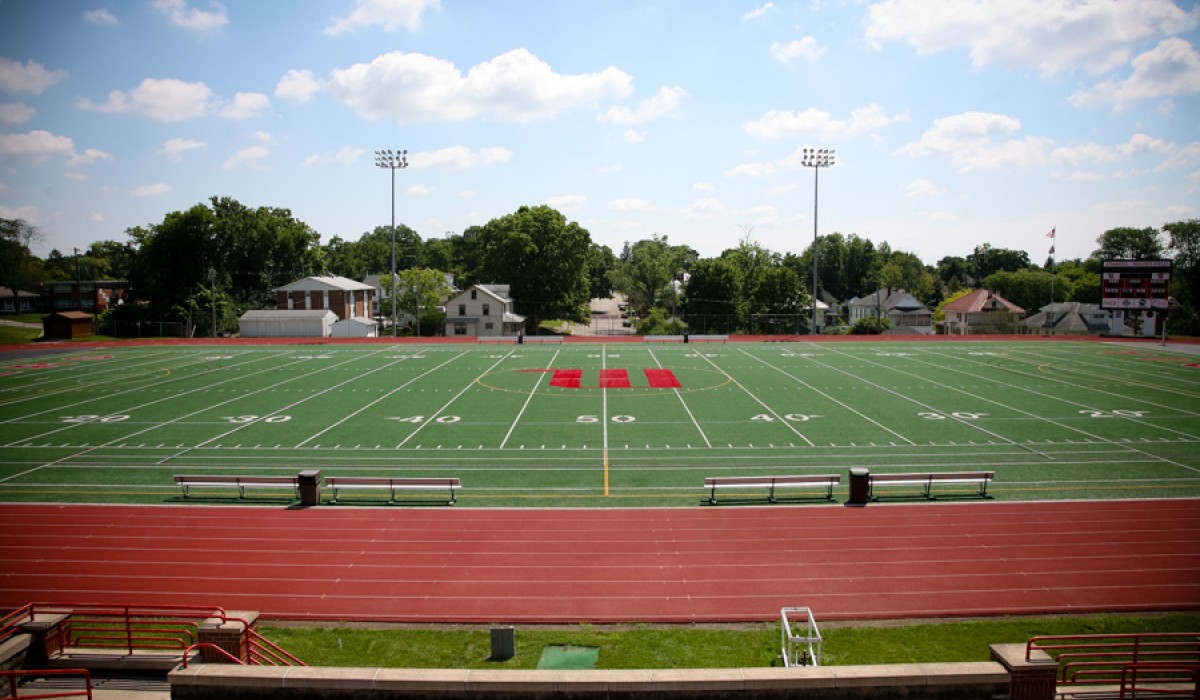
[374,149,408,337]
[800,147,834,335]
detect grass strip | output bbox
[260,613,1200,669]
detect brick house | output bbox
[274,275,375,321]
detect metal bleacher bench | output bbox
[704,474,840,505]
[174,475,299,499]
[868,471,995,500]
[325,476,461,505]
[644,334,729,344]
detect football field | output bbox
[2,339,1199,506]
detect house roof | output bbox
[848,288,931,314]
[44,311,92,320]
[0,286,39,298]
[275,275,373,293]
[240,309,337,321]
[332,316,379,327]
[942,289,1025,314]
[1020,302,1117,333]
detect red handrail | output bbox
[1,668,93,700]
[246,627,307,666]
[1118,662,1200,699]
[182,643,245,668]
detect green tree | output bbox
[1164,219,1200,313]
[476,205,592,329]
[879,251,935,303]
[382,268,453,336]
[585,243,616,300]
[682,257,741,334]
[1091,226,1164,261]
[611,235,693,314]
[967,244,1031,281]
[0,218,45,311]
[982,268,1058,312]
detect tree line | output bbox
[2,197,1197,336]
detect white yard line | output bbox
[297,350,472,448]
[997,345,1200,408]
[646,347,712,448]
[498,347,563,449]
[396,350,516,448]
[738,347,905,446]
[698,349,815,446]
[0,349,178,397]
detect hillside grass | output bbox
[260,613,1200,669]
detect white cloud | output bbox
[132,183,172,197]
[739,204,781,227]
[895,111,1052,172]
[222,145,269,170]
[0,204,38,222]
[159,138,207,161]
[680,198,724,219]
[151,0,229,31]
[0,57,67,95]
[623,129,646,144]
[546,194,586,213]
[598,162,624,174]
[325,0,439,35]
[725,161,777,178]
[302,146,364,167]
[219,92,270,119]
[407,184,433,196]
[1156,141,1200,172]
[90,212,104,222]
[275,69,323,103]
[0,102,35,125]
[766,182,798,195]
[693,182,715,192]
[599,86,686,124]
[408,146,512,168]
[66,148,111,169]
[327,48,633,124]
[744,3,774,20]
[608,197,652,212]
[84,8,120,26]
[0,129,74,163]
[745,103,908,139]
[1071,38,1200,108]
[865,0,1197,77]
[771,37,825,64]
[903,179,944,198]
[78,78,214,121]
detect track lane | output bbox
[3,500,1199,623]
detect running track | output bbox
[2,500,1199,623]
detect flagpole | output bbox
[1048,226,1057,306]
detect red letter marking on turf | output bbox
[549,369,583,388]
[644,368,681,388]
[600,369,632,388]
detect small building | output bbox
[331,316,379,338]
[941,289,1025,334]
[239,309,337,338]
[275,275,374,321]
[443,284,526,337]
[42,310,93,339]
[40,280,132,313]
[0,286,39,314]
[847,288,933,334]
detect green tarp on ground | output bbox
[536,645,599,670]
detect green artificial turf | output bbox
[1,340,1198,506]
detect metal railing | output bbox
[1,668,92,700]
[1027,632,1199,696]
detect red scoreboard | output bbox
[1101,259,1172,311]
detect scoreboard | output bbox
[1101,259,1172,311]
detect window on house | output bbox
[459,304,466,316]
[471,290,477,300]
[484,322,493,330]
[454,324,467,335]
[482,303,490,316]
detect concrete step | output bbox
[21,673,171,700]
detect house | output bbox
[847,288,933,334]
[239,309,337,338]
[0,286,38,314]
[331,316,378,338]
[275,275,374,321]
[40,280,132,313]
[940,289,1025,335]
[42,310,93,339]
[443,284,526,337]
[1020,302,1128,336]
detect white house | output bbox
[443,284,526,337]
[941,289,1024,335]
[331,316,379,338]
[847,288,933,333]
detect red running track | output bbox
[2,500,1199,623]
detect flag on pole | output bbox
[1048,245,1055,255]
[1047,227,1056,238]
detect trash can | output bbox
[298,469,321,507]
[490,626,515,660]
[848,468,870,506]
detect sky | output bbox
[1,0,1198,269]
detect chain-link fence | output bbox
[100,319,189,338]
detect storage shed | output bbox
[331,316,379,338]
[239,309,336,338]
[42,310,93,340]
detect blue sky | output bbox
[1,0,1198,268]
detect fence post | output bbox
[990,644,1056,700]
[198,611,258,663]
